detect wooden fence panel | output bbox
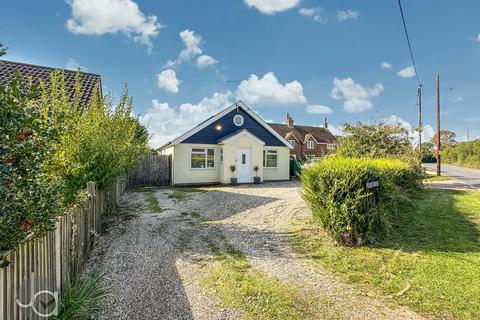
[127,154,170,187]
[0,179,125,319]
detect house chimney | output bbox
[286,113,294,128]
[324,117,328,129]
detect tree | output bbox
[421,142,435,163]
[337,121,414,160]
[431,130,457,148]
[0,43,6,57]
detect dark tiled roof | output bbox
[0,60,101,106]
[269,123,336,143]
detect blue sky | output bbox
[1,0,479,147]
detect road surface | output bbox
[423,163,480,189]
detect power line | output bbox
[397,0,421,85]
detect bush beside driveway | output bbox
[83,181,424,320]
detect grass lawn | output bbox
[423,174,453,182]
[292,189,480,319]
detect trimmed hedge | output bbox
[301,157,421,246]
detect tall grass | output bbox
[52,273,107,320]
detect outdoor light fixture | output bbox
[215,124,222,131]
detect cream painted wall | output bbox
[220,135,264,184]
[167,140,290,185]
[262,146,290,181]
[171,143,220,185]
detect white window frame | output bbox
[191,148,215,169]
[327,143,336,150]
[305,154,315,160]
[263,149,278,168]
[288,140,295,147]
[306,140,314,149]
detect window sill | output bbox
[263,167,278,170]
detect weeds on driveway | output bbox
[203,237,323,320]
[291,189,480,319]
[144,190,169,213]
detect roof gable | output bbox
[269,123,336,144]
[218,129,265,145]
[168,101,292,148]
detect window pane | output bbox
[266,155,277,167]
[242,153,246,164]
[206,149,214,167]
[263,150,266,167]
[192,148,205,153]
[191,153,206,168]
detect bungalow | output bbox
[158,101,293,185]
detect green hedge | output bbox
[300,157,421,246]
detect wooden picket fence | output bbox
[0,180,125,319]
[127,154,171,187]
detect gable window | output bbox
[288,140,295,147]
[191,148,215,168]
[263,150,278,168]
[306,140,314,149]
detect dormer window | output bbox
[306,140,314,149]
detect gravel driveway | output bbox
[84,181,423,320]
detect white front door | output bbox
[236,148,251,183]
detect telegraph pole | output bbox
[417,84,422,153]
[436,74,441,176]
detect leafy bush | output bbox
[443,139,480,169]
[337,121,419,168]
[301,156,421,246]
[0,71,149,251]
[0,75,65,250]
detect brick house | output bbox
[269,114,337,160]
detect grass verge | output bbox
[423,174,452,182]
[52,273,106,320]
[291,188,480,319]
[203,237,323,320]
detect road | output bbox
[423,163,480,189]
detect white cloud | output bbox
[453,96,464,103]
[178,29,203,62]
[236,72,307,106]
[196,54,218,68]
[244,0,302,14]
[477,33,480,42]
[66,0,162,51]
[305,104,333,114]
[65,58,87,71]
[384,115,412,130]
[327,124,343,136]
[166,29,217,69]
[381,62,391,69]
[156,69,180,93]
[298,7,326,23]
[331,77,384,113]
[336,9,359,21]
[140,92,232,147]
[397,66,416,78]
